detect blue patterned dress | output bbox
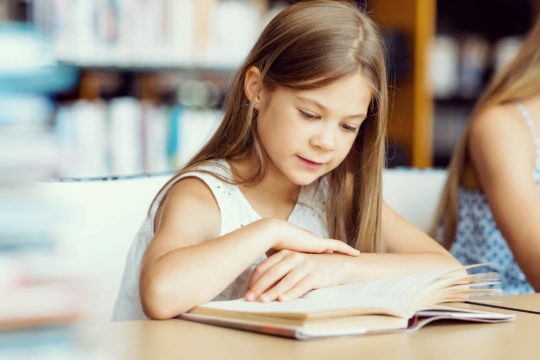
[451,103,539,294]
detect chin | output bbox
[280,164,328,186]
[288,174,321,186]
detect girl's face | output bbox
[255,70,372,186]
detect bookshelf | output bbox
[4,0,436,173]
[27,0,273,178]
[370,0,538,168]
[10,0,534,173]
[0,21,91,358]
[49,0,426,175]
[369,0,436,168]
[431,0,537,167]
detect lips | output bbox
[297,155,324,168]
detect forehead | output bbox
[282,71,373,112]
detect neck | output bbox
[229,157,300,219]
[259,171,301,203]
[231,156,300,201]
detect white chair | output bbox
[382,168,447,232]
[36,174,172,322]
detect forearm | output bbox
[491,207,540,291]
[518,253,540,292]
[340,252,461,284]
[140,220,277,319]
[492,203,540,292]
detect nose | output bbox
[310,124,336,151]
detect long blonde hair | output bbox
[153,0,389,252]
[431,15,540,248]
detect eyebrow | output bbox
[296,96,366,120]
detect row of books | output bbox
[33,0,273,68]
[432,102,471,166]
[430,34,523,99]
[0,24,100,350]
[55,98,224,178]
[0,92,94,357]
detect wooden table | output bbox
[467,294,540,314]
[82,294,540,360]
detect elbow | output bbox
[436,246,461,268]
[526,269,540,293]
[514,254,540,292]
[141,297,175,320]
[446,253,463,268]
[140,271,193,320]
[430,249,461,269]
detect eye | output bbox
[340,123,359,133]
[298,109,320,120]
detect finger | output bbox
[248,254,301,301]
[265,248,278,257]
[247,250,289,291]
[259,267,309,303]
[277,274,317,302]
[324,239,360,256]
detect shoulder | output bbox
[156,176,221,235]
[470,104,531,145]
[166,176,218,206]
[153,160,232,236]
[144,175,222,266]
[468,104,536,175]
[467,104,536,187]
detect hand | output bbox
[264,219,360,257]
[245,251,347,302]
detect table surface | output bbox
[82,294,540,360]
[466,294,540,314]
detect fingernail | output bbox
[260,294,269,302]
[279,295,287,302]
[246,292,255,301]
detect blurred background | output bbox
[1,0,538,178]
[0,0,538,357]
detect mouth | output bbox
[297,156,324,168]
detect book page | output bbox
[195,268,459,319]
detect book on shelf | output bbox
[180,266,515,340]
[35,0,263,67]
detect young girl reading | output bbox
[113,0,459,321]
[431,15,540,294]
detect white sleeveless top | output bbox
[112,159,329,320]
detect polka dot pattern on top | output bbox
[451,102,539,294]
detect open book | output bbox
[181,267,515,339]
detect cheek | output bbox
[258,107,299,146]
[336,136,357,159]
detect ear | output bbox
[244,66,263,107]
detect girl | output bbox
[432,15,540,294]
[113,0,458,321]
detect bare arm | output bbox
[338,202,461,283]
[469,105,540,291]
[140,178,359,319]
[246,202,460,302]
